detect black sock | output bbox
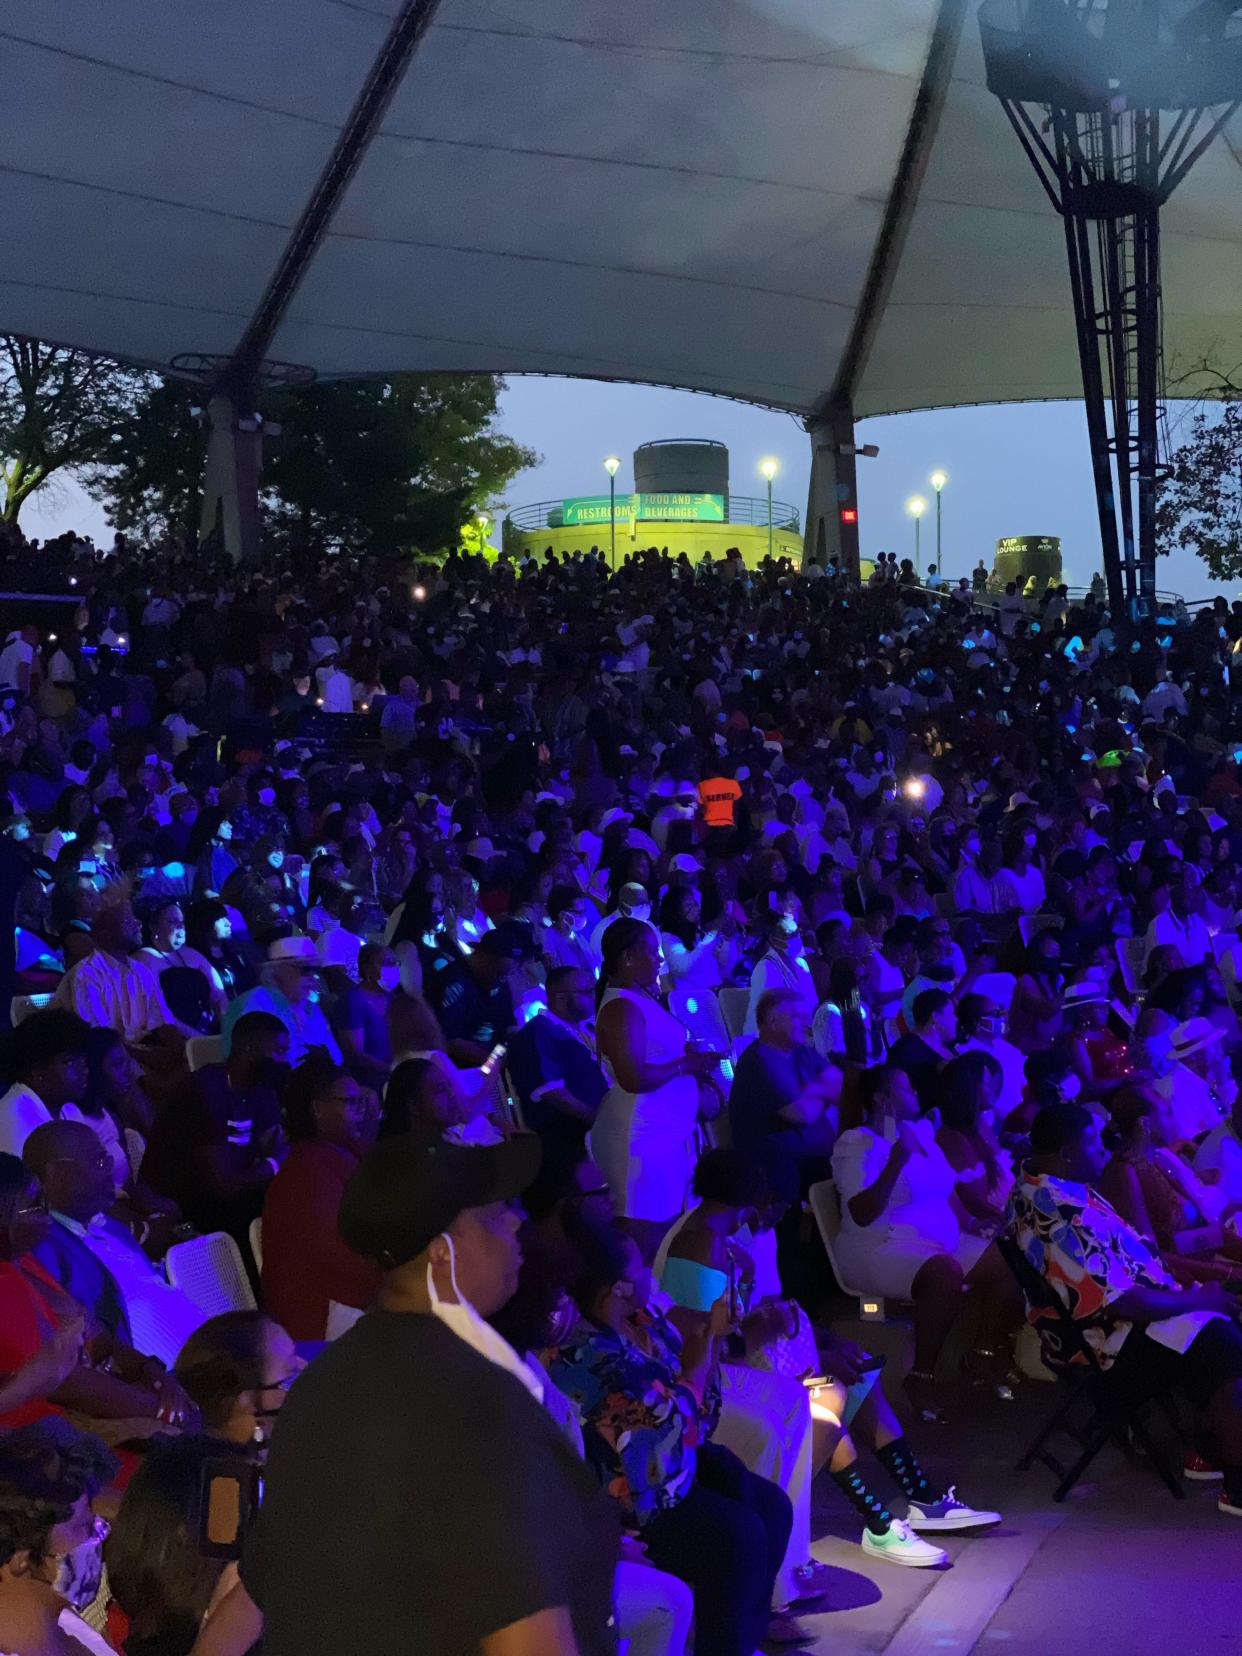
[876,1437,943,1505]
[831,1463,893,1536]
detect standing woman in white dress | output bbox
[591,918,724,1258]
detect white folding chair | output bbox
[1019,913,1065,948]
[248,1216,264,1273]
[716,986,750,1043]
[326,1301,363,1340]
[669,988,731,1053]
[807,1179,887,1322]
[8,992,52,1026]
[165,1232,256,1316]
[969,971,1017,1010]
[124,1127,146,1185]
[1115,935,1148,999]
[186,1035,224,1073]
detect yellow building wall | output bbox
[504,518,804,569]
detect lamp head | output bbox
[759,458,779,482]
[908,496,927,518]
[604,456,621,477]
[930,470,948,492]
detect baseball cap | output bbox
[339,1132,542,1267]
[476,921,535,960]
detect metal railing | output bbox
[505,494,800,533]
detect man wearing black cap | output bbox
[241,1133,619,1655]
[431,921,529,1066]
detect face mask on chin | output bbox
[426,1232,544,1402]
[52,1518,108,1611]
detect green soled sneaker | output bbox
[861,1518,948,1568]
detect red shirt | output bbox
[261,1141,380,1340]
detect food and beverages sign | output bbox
[561,492,725,525]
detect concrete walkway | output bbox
[791,1363,1237,1656]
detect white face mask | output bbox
[378,964,401,992]
[779,913,799,936]
[427,1232,544,1402]
[1059,1073,1082,1101]
[258,787,276,807]
[627,903,651,924]
[52,1518,108,1611]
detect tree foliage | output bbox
[84,377,204,542]
[86,371,536,555]
[1156,400,1242,582]
[0,338,148,523]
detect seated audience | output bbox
[221,936,341,1067]
[551,1206,805,1653]
[140,1011,289,1246]
[831,1065,1020,1417]
[0,1012,92,1159]
[1010,1101,1242,1517]
[23,1121,204,1367]
[260,1056,380,1339]
[0,1416,118,1654]
[53,898,181,1043]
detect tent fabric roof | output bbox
[3,0,1241,417]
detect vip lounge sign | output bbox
[561,492,725,525]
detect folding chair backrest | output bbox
[717,986,750,1042]
[807,1179,886,1320]
[1115,935,1147,999]
[9,993,53,1026]
[669,989,731,1053]
[165,1232,257,1317]
[186,1035,224,1073]
[1019,913,1065,948]
[970,971,1017,1010]
[996,1230,1099,1375]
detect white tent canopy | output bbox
[3,0,1238,418]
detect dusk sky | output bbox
[30,378,1222,602]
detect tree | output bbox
[1156,398,1242,582]
[261,375,535,554]
[85,377,205,542]
[85,371,536,554]
[0,338,148,523]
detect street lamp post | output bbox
[930,470,947,573]
[604,456,621,571]
[759,458,779,560]
[907,496,926,577]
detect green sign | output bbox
[561,492,725,526]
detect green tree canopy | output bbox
[1156,401,1242,583]
[0,337,148,523]
[87,371,536,555]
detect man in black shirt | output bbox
[141,1010,288,1244]
[432,922,529,1065]
[242,1132,619,1656]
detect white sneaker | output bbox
[906,1486,1002,1532]
[861,1518,948,1568]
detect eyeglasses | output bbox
[260,1371,300,1394]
